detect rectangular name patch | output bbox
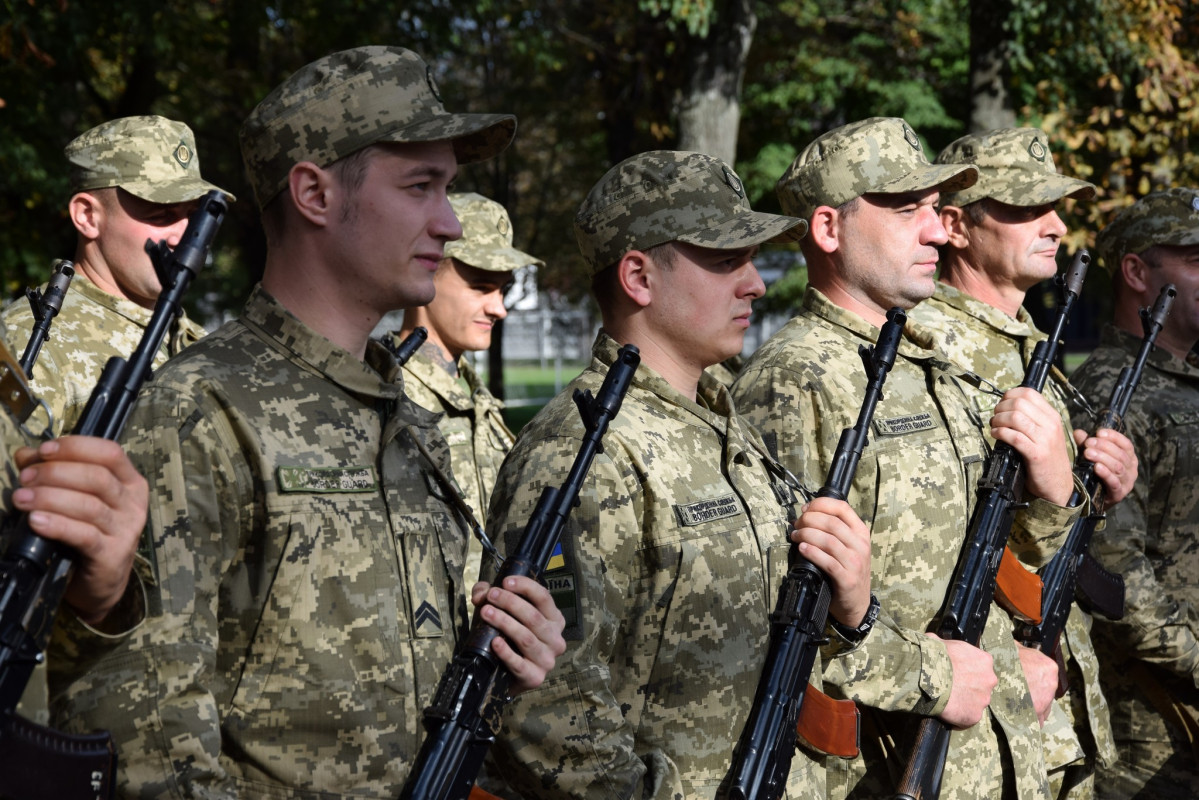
[675,494,742,526]
[546,573,578,629]
[874,413,937,436]
[277,466,378,493]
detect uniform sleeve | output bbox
[482,434,683,800]
[2,304,73,437]
[1086,403,1199,683]
[47,384,249,798]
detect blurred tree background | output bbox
[2,0,1196,329]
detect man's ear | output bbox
[287,162,334,227]
[806,206,840,255]
[68,192,103,241]
[1121,253,1151,294]
[940,205,971,248]
[617,250,653,308]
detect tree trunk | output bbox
[969,0,1017,132]
[676,0,756,163]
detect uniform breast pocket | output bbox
[228,495,408,717]
[638,510,769,712]
[1162,411,1199,529]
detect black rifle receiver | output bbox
[1016,283,1174,658]
[718,306,906,800]
[891,250,1089,800]
[0,190,228,800]
[18,260,75,381]
[399,343,640,800]
[386,327,428,367]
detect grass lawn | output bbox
[498,361,588,433]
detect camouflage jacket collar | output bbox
[240,284,403,403]
[593,331,776,466]
[931,280,1040,340]
[801,285,962,375]
[69,268,207,341]
[401,347,501,414]
[1101,322,1199,383]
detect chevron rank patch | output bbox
[413,600,443,634]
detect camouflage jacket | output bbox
[1069,324,1199,752]
[395,342,515,583]
[732,287,1078,800]
[482,332,825,800]
[47,285,471,799]
[2,268,206,436]
[913,283,1117,775]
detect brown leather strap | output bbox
[1129,662,1199,762]
[995,545,1043,624]
[796,686,861,758]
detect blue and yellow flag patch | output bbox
[547,541,566,572]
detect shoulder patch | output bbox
[277,465,378,493]
[674,494,743,526]
[544,535,581,640]
[874,413,938,436]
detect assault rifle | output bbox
[1015,283,1174,668]
[0,190,228,800]
[892,250,1090,800]
[718,307,907,800]
[18,260,75,380]
[399,344,640,800]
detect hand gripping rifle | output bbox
[717,307,907,800]
[891,250,1089,800]
[399,343,640,800]
[18,260,75,380]
[1015,283,1174,671]
[0,190,228,800]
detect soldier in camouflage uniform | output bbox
[1069,188,1199,799]
[481,150,873,800]
[912,127,1137,799]
[2,115,231,436]
[389,192,542,588]
[733,117,1084,800]
[45,46,566,798]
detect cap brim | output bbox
[993,174,1096,206]
[381,113,517,164]
[452,244,544,272]
[677,210,808,250]
[122,177,236,205]
[875,163,978,198]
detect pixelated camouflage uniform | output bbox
[2,269,205,436]
[481,332,826,800]
[732,287,1079,800]
[46,286,471,798]
[393,341,515,584]
[912,282,1117,798]
[1069,323,1199,799]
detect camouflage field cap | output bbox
[1096,188,1199,272]
[935,128,1095,208]
[575,150,807,274]
[444,192,543,272]
[776,117,977,219]
[66,115,231,204]
[240,46,517,209]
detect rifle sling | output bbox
[796,686,861,758]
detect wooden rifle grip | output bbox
[795,687,861,758]
[994,546,1043,624]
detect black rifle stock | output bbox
[892,250,1089,800]
[717,307,907,800]
[399,344,640,800]
[1016,283,1174,662]
[0,190,228,800]
[18,261,75,381]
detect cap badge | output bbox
[722,165,744,198]
[425,65,443,103]
[173,142,193,168]
[902,124,921,151]
[497,215,510,236]
[1028,138,1048,162]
